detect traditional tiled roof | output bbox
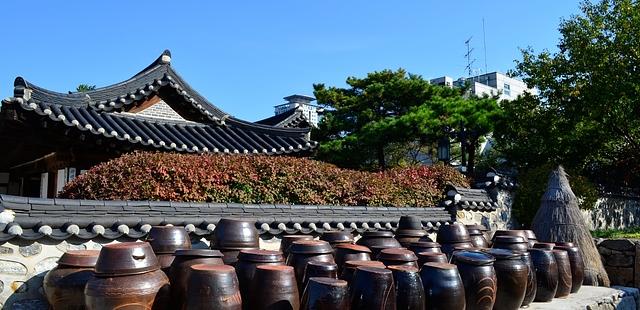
[256,108,310,128]
[0,195,453,242]
[1,50,316,155]
[441,185,498,211]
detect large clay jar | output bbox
[395,217,427,248]
[302,261,338,290]
[437,223,473,258]
[520,251,537,308]
[169,249,224,308]
[485,248,528,310]
[554,245,584,293]
[320,231,354,248]
[399,215,423,230]
[378,248,419,268]
[356,231,402,249]
[350,266,396,310]
[532,242,556,250]
[250,265,300,310]
[419,262,465,310]
[211,219,260,265]
[184,264,242,310]
[528,248,558,302]
[467,228,490,248]
[417,252,449,266]
[286,240,335,291]
[491,230,529,244]
[552,249,573,298]
[492,236,528,254]
[85,242,170,310]
[466,224,490,246]
[451,250,497,310]
[44,250,99,310]
[235,249,285,309]
[334,244,371,273]
[440,242,474,259]
[300,277,350,310]
[408,241,442,255]
[339,260,386,283]
[280,235,314,257]
[147,226,192,272]
[388,265,425,310]
[523,230,538,248]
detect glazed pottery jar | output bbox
[532,242,556,250]
[369,245,403,259]
[552,249,573,298]
[339,260,386,283]
[420,262,465,310]
[440,241,474,258]
[436,223,471,244]
[523,230,538,248]
[388,265,425,310]
[408,241,442,255]
[169,249,225,308]
[320,231,354,247]
[398,216,423,230]
[529,248,559,302]
[492,236,528,254]
[350,266,396,310]
[211,219,260,266]
[302,261,338,290]
[417,252,449,266]
[378,248,419,268]
[356,231,402,249]
[451,250,497,310]
[491,230,529,242]
[235,249,285,309]
[485,248,528,310]
[85,242,170,310]
[43,250,99,310]
[520,251,537,308]
[554,245,584,293]
[334,244,371,272]
[280,235,314,257]
[286,240,335,291]
[183,264,242,310]
[300,277,350,310]
[250,265,300,310]
[467,228,490,248]
[147,226,192,271]
[395,229,428,248]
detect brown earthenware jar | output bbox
[169,249,225,309]
[533,242,556,250]
[467,228,490,248]
[399,216,423,230]
[520,251,538,307]
[388,265,425,310]
[334,244,371,273]
[286,240,335,291]
[147,226,192,271]
[529,248,559,302]
[485,248,528,310]
[211,219,260,249]
[418,234,435,243]
[408,241,442,255]
[466,224,489,242]
[43,250,99,310]
[395,229,428,248]
[523,230,538,248]
[356,230,402,249]
[440,241,474,258]
[250,265,300,310]
[183,264,242,310]
[492,230,529,242]
[555,242,575,247]
[492,236,529,254]
[350,266,396,310]
[417,252,449,266]
[302,261,338,290]
[554,244,584,293]
[552,249,573,298]
[235,249,285,309]
[320,231,354,247]
[378,248,419,268]
[451,250,497,310]
[85,242,170,310]
[300,277,350,310]
[436,223,471,244]
[420,262,465,310]
[280,235,314,257]
[339,260,386,283]
[369,245,402,259]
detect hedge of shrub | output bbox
[61,152,469,207]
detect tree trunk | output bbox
[377,145,386,171]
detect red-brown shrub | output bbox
[61,152,469,207]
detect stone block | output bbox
[600,239,636,252]
[0,246,13,255]
[34,257,59,276]
[605,254,634,267]
[18,243,42,257]
[605,266,634,286]
[0,259,27,276]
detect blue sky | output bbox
[0,1,581,121]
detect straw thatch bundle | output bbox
[531,166,610,286]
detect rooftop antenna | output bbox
[464,37,476,78]
[482,18,488,73]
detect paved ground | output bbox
[528,286,639,310]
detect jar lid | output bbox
[378,248,418,262]
[395,229,427,237]
[238,249,284,263]
[320,231,354,243]
[452,250,495,266]
[484,248,522,260]
[494,236,526,244]
[361,231,394,238]
[94,242,160,276]
[288,240,333,254]
[174,249,224,257]
[335,244,372,253]
[58,250,100,267]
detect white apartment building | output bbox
[431,72,534,101]
[274,94,320,127]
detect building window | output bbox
[503,83,511,96]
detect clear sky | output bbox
[0,1,581,121]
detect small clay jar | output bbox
[43,250,99,310]
[169,249,224,308]
[555,244,584,293]
[417,252,449,266]
[286,240,335,291]
[350,266,396,310]
[420,262,465,310]
[520,251,538,308]
[388,265,425,310]
[280,235,314,257]
[378,248,419,268]
[398,215,423,230]
[408,241,442,255]
[436,223,471,244]
[492,236,529,254]
[552,249,573,298]
[395,229,428,248]
[235,249,285,309]
[334,244,371,273]
[320,231,354,247]
[356,231,402,249]
[147,225,192,272]
[339,260,386,283]
[529,248,559,302]
[532,242,556,250]
[250,265,300,310]
[467,228,490,248]
[485,248,528,310]
[302,261,338,290]
[451,250,497,310]
[300,277,350,310]
[184,264,242,310]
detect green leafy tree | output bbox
[76,84,96,92]
[313,69,501,173]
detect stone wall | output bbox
[597,239,640,288]
[455,189,516,231]
[586,197,640,230]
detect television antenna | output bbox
[464,37,476,78]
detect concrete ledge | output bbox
[528,286,639,310]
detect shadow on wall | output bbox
[3,271,48,310]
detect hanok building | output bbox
[0,50,316,198]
